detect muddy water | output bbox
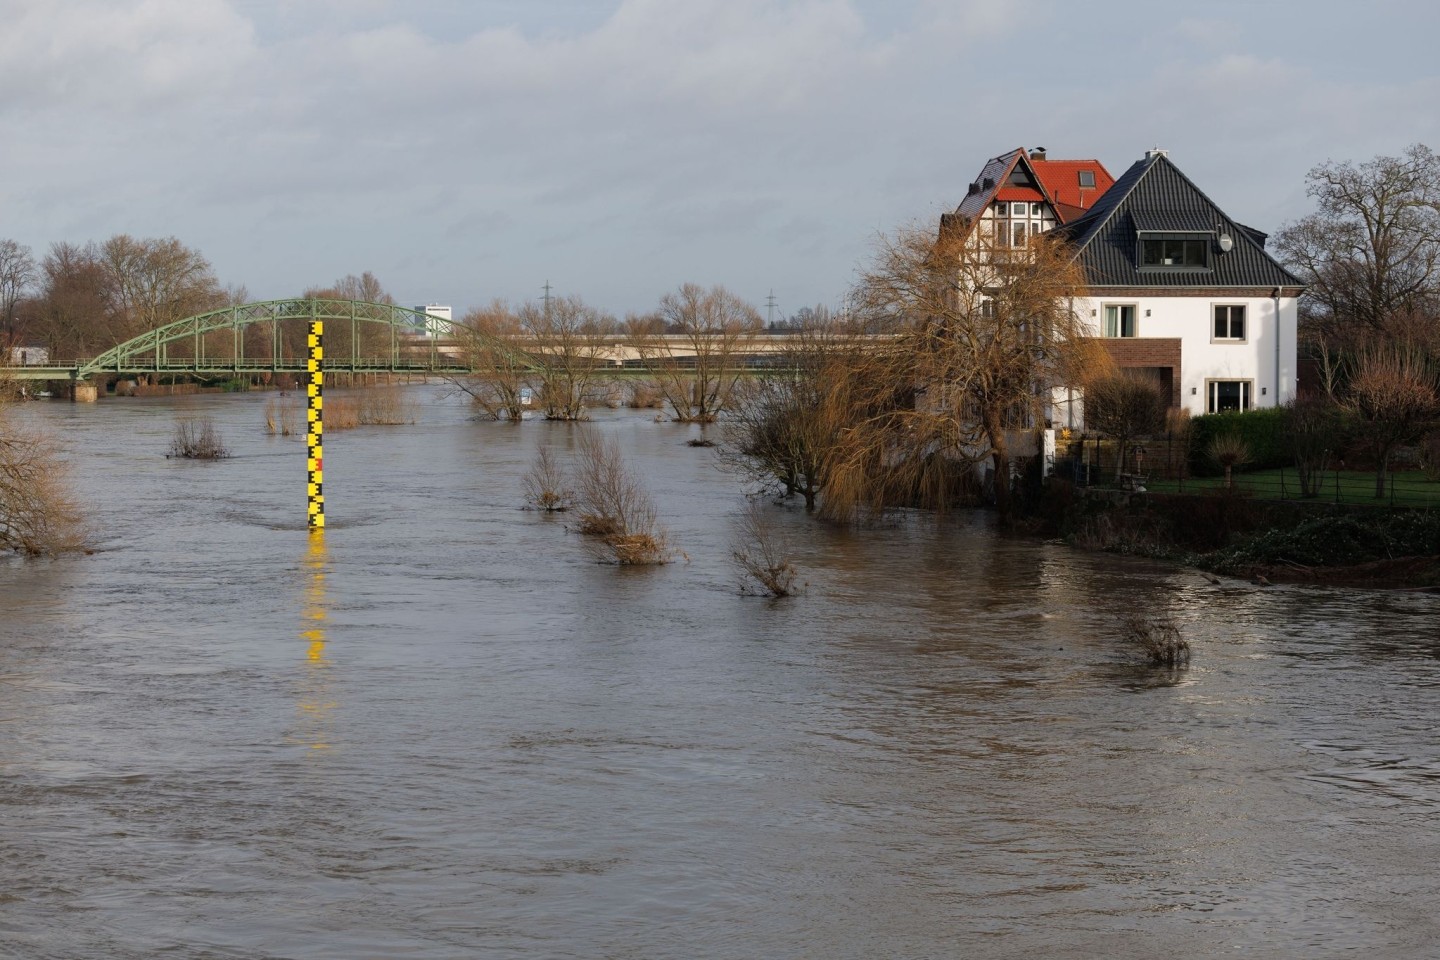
[2,389,1438,958]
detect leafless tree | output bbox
[1085,374,1167,481]
[1345,343,1439,497]
[0,239,37,342]
[0,373,88,555]
[721,311,868,510]
[731,500,801,597]
[522,295,616,421]
[522,445,572,511]
[1283,395,1345,497]
[446,300,535,421]
[98,234,225,344]
[848,220,1096,519]
[571,429,671,564]
[1276,144,1440,351]
[631,283,763,422]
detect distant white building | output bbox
[9,345,49,366]
[412,304,453,338]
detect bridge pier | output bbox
[70,380,99,403]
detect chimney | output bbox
[1029,147,1047,160]
[1145,147,1169,160]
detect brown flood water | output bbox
[2,388,1438,959]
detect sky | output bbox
[3,0,1439,320]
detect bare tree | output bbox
[0,240,37,342]
[1283,395,1345,497]
[850,221,1095,519]
[98,235,225,345]
[0,373,88,555]
[447,300,535,421]
[1085,374,1167,481]
[1276,144,1440,349]
[522,295,616,421]
[631,283,762,422]
[722,312,867,510]
[731,501,801,597]
[571,429,671,564]
[1345,343,1439,498]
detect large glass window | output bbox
[1140,235,1209,269]
[1213,304,1246,340]
[1207,380,1252,413]
[1102,304,1137,338]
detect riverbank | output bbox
[1053,484,1440,590]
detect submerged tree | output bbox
[846,220,1096,519]
[630,283,762,422]
[0,368,88,555]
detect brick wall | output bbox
[1096,337,1182,407]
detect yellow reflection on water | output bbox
[296,530,335,750]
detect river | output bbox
[2,387,1438,958]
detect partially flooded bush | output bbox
[523,446,572,512]
[0,411,90,555]
[169,417,229,460]
[1120,612,1190,666]
[572,429,671,564]
[264,397,300,436]
[731,501,802,597]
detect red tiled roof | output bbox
[995,186,1045,202]
[1030,159,1114,216]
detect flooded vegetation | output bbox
[3,387,1439,958]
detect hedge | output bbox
[1188,408,1291,476]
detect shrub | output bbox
[1120,612,1190,667]
[1201,511,1440,572]
[1207,432,1251,489]
[264,397,300,436]
[1421,428,1440,481]
[572,430,671,564]
[522,446,572,512]
[1188,408,1288,476]
[0,409,90,555]
[169,417,229,460]
[731,501,802,597]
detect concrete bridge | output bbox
[6,299,847,399]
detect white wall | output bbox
[1076,293,1298,417]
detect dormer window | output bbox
[1078,170,1096,189]
[1138,233,1211,271]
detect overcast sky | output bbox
[3,0,1437,319]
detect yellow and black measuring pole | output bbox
[306,314,325,530]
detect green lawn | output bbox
[1143,467,1440,508]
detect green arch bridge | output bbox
[10,299,488,382]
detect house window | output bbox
[1102,304,1137,338]
[1140,234,1210,269]
[1030,203,1042,217]
[995,220,1008,246]
[1013,222,1027,246]
[1078,170,1096,188]
[993,202,1009,216]
[1207,380,1252,413]
[1213,304,1246,341]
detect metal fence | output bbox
[1052,434,1440,508]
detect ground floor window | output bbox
[1207,379,1252,413]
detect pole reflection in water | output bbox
[294,531,334,749]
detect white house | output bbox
[9,345,49,366]
[412,304,453,338]
[1050,149,1305,423]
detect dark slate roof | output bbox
[1052,153,1304,289]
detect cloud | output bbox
[0,0,256,111]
